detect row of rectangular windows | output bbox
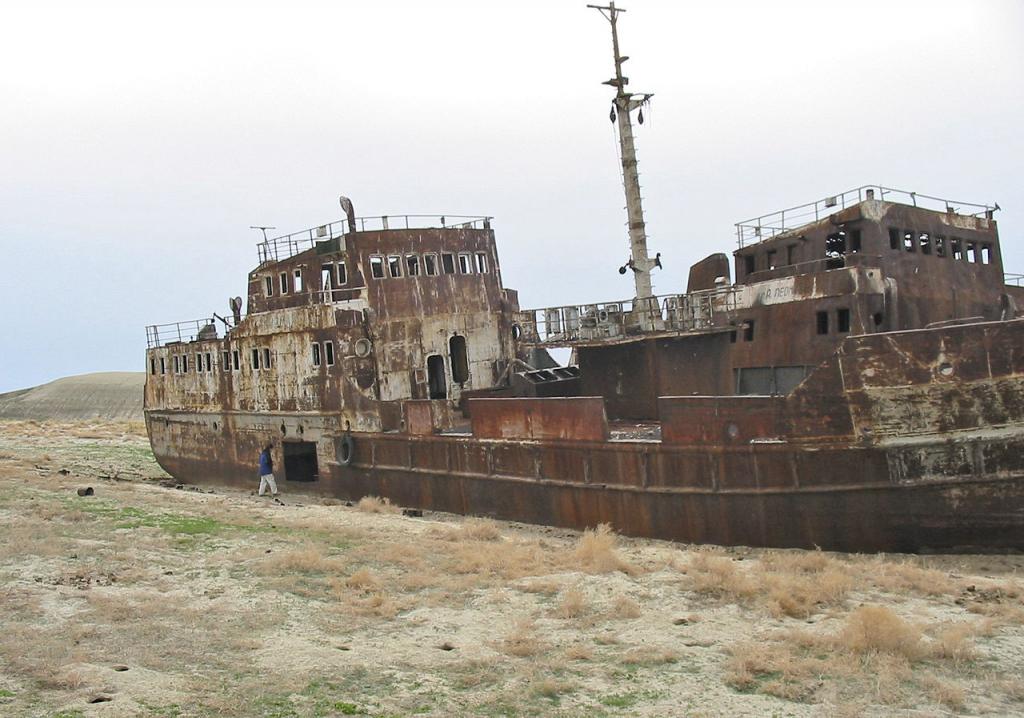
[261,251,490,298]
[887,228,993,263]
[150,342,338,376]
[369,251,487,279]
[743,230,863,274]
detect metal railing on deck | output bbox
[516,285,742,346]
[736,185,997,248]
[145,318,218,349]
[257,214,493,264]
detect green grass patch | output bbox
[70,500,248,539]
[0,688,14,697]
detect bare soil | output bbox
[0,419,1022,717]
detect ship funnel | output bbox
[339,196,356,232]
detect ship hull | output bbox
[146,411,1024,553]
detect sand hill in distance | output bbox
[0,372,144,422]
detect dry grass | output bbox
[500,618,545,657]
[356,495,400,514]
[564,643,593,661]
[574,523,636,575]
[344,568,382,591]
[864,557,959,596]
[684,549,854,618]
[610,595,642,619]
[553,587,588,619]
[727,605,997,709]
[533,677,574,698]
[929,621,979,662]
[919,673,967,710]
[838,605,925,659]
[517,578,561,595]
[260,544,346,574]
[458,517,502,541]
[685,553,759,599]
[620,645,678,666]
[2,419,1022,717]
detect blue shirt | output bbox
[259,449,273,475]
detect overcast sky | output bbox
[1,0,1021,393]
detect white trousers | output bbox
[259,473,278,496]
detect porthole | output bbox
[938,363,954,377]
[280,423,287,435]
[725,422,740,440]
[511,324,522,341]
[354,338,372,358]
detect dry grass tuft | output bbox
[449,537,556,582]
[609,595,642,619]
[919,673,966,711]
[533,678,574,698]
[865,558,957,596]
[929,622,978,662]
[260,544,345,574]
[564,643,593,661]
[518,579,561,595]
[838,605,924,659]
[553,587,588,619]
[344,568,382,591]
[764,569,853,619]
[357,495,400,513]
[621,645,678,666]
[459,518,502,541]
[685,553,758,599]
[500,618,545,657]
[574,524,635,575]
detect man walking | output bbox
[258,442,279,498]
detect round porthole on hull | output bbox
[354,338,372,358]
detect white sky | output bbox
[1,0,1022,392]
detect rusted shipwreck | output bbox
[144,6,1024,553]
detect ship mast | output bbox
[588,1,655,300]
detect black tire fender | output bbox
[339,433,355,466]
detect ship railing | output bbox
[145,318,218,349]
[257,214,493,264]
[735,185,997,248]
[1005,273,1024,287]
[516,286,743,346]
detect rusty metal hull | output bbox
[143,196,1024,554]
[145,413,1024,553]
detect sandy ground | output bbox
[0,419,1022,718]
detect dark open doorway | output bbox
[283,441,319,482]
[427,354,446,399]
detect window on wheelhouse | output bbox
[424,253,439,276]
[370,256,385,279]
[474,252,488,273]
[441,253,456,274]
[387,255,402,278]
[458,253,473,274]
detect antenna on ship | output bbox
[249,225,276,242]
[588,2,657,308]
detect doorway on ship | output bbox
[427,354,446,399]
[283,441,319,482]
